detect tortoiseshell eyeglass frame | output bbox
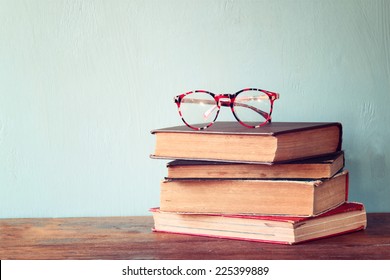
[174,88,280,130]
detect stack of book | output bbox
[150,122,367,244]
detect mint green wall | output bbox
[1,0,389,218]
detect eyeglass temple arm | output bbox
[178,98,269,120]
[231,101,269,120]
[177,98,216,106]
[233,95,275,120]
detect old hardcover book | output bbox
[151,202,366,245]
[160,170,349,216]
[151,122,342,163]
[166,151,344,180]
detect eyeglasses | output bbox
[174,88,280,130]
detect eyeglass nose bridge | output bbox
[215,94,234,107]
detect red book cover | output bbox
[150,202,366,245]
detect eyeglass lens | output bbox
[179,92,218,128]
[233,90,270,127]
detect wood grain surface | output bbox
[1,214,389,260]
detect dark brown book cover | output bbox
[167,151,344,166]
[152,121,342,138]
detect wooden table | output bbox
[1,213,389,260]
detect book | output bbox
[151,202,367,245]
[160,170,349,216]
[166,151,345,180]
[151,122,342,164]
